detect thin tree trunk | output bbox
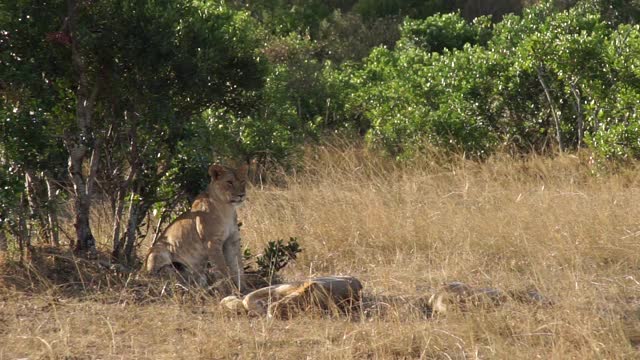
[129,201,154,265]
[25,171,54,245]
[536,65,563,153]
[325,98,331,128]
[113,191,133,261]
[69,150,96,254]
[569,81,584,148]
[124,198,154,265]
[111,167,136,260]
[24,171,41,241]
[67,140,101,255]
[122,193,140,265]
[114,115,140,262]
[45,175,60,246]
[111,186,127,259]
[17,194,29,262]
[0,228,7,252]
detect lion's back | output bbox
[161,213,200,248]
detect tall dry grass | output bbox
[1,144,640,359]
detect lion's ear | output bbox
[209,164,226,180]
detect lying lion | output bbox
[221,276,363,319]
[146,163,248,291]
[427,281,552,315]
[221,277,551,319]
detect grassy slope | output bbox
[1,145,640,359]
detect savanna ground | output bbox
[1,145,640,359]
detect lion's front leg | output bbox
[206,238,231,279]
[145,243,173,274]
[223,230,245,291]
[196,215,230,281]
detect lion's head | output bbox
[208,163,248,206]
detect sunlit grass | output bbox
[1,145,639,358]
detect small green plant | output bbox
[243,237,302,281]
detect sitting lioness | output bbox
[145,163,248,290]
[221,276,363,319]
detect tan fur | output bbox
[221,276,363,319]
[222,278,551,320]
[428,282,551,315]
[145,163,248,290]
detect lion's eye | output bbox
[227,180,234,186]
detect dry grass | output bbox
[2,144,640,359]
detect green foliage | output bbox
[202,33,334,165]
[235,0,351,36]
[335,38,501,157]
[597,0,640,25]
[326,0,640,160]
[1,0,267,256]
[353,0,457,21]
[255,238,302,280]
[317,11,400,63]
[584,24,640,161]
[397,13,493,52]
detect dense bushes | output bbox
[330,1,640,159]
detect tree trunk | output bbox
[536,65,563,153]
[17,194,30,262]
[45,175,60,246]
[24,171,42,242]
[68,144,98,255]
[569,81,584,148]
[123,196,154,265]
[122,192,140,265]
[67,0,100,255]
[24,170,49,243]
[111,192,134,262]
[110,159,136,260]
[113,117,140,261]
[110,184,127,260]
[0,228,7,252]
[123,205,139,265]
[69,150,96,252]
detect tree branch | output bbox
[536,65,563,153]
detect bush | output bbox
[397,13,492,53]
[329,1,640,161]
[244,237,302,283]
